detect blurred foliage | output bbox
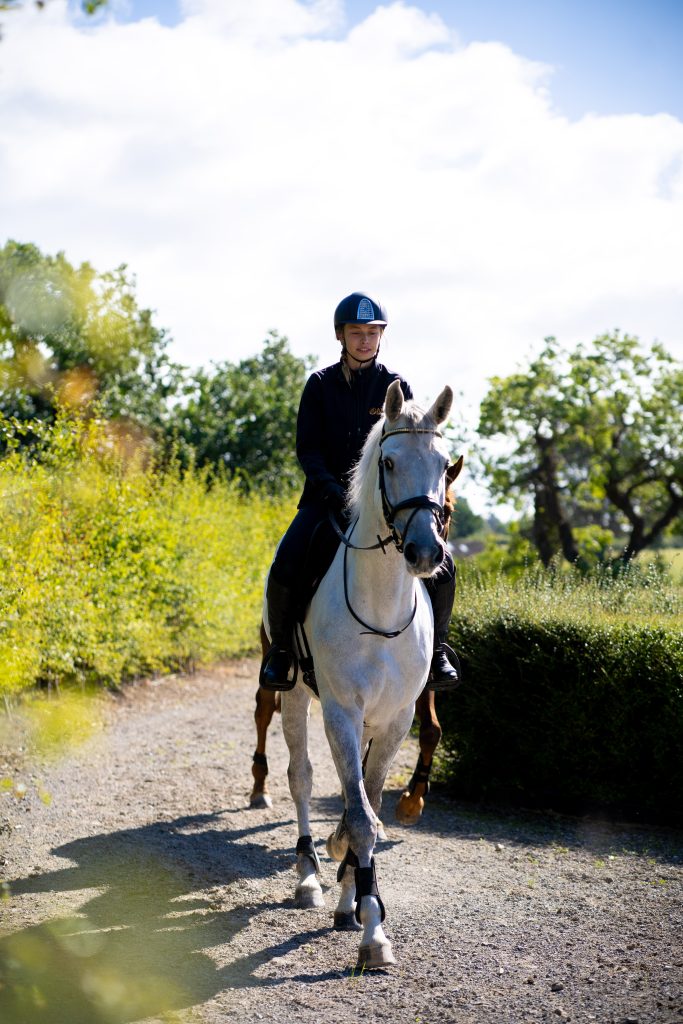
[0,410,294,697]
[0,241,184,451]
[477,332,683,568]
[0,242,311,495]
[440,561,683,823]
[450,495,484,538]
[170,331,312,494]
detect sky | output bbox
[1,0,682,511]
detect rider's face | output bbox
[342,324,383,369]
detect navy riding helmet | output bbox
[334,292,388,330]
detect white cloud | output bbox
[1,0,682,506]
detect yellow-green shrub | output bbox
[0,413,294,695]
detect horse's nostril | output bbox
[404,542,418,565]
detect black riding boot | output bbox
[259,576,297,691]
[425,558,462,692]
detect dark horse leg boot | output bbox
[425,560,462,692]
[259,576,298,691]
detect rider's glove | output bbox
[321,480,346,513]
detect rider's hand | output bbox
[322,480,346,513]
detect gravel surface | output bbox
[1,658,682,1024]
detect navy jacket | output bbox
[296,359,413,508]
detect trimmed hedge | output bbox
[439,582,683,825]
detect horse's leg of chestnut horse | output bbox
[250,622,279,809]
[280,683,324,909]
[395,688,442,825]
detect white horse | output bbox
[264,379,454,969]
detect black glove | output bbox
[321,480,346,513]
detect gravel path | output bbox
[1,659,682,1024]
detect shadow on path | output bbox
[0,809,331,1024]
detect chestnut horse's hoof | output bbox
[326,830,348,862]
[249,792,273,809]
[357,940,396,970]
[333,910,362,931]
[395,788,424,826]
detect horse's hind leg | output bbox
[281,685,324,909]
[250,687,278,808]
[250,621,279,808]
[396,688,441,825]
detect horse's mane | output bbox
[345,399,442,521]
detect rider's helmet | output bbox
[333,292,388,333]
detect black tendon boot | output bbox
[259,576,297,691]
[425,556,462,692]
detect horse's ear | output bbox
[447,455,464,488]
[385,379,405,423]
[428,385,453,426]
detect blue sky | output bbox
[2,0,682,512]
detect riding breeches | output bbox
[270,503,346,596]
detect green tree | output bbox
[0,240,184,451]
[451,495,484,538]
[172,332,313,493]
[478,332,683,567]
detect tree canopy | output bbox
[171,332,313,493]
[0,240,184,450]
[478,332,683,566]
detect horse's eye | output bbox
[383,457,394,471]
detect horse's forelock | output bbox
[346,399,441,519]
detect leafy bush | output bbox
[0,412,294,696]
[439,565,683,824]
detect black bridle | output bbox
[377,427,446,553]
[328,426,447,638]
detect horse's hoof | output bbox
[249,792,273,809]
[376,820,388,842]
[333,910,362,931]
[326,832,348,862]
[295,886,325,909]
[395,790,424,826]
[356,941,396,970]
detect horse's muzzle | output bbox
[403,539,445,576]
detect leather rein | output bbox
[328,426,446,639]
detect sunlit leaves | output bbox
[0,412,294,698]
[478,332,683,565]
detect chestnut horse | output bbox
[250,456,463,823]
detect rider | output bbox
[259,291,459,693]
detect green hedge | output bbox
[438,571,683,825]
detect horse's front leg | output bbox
[323,699,395,969]
[396,687,441,825]
[280,685,324,909]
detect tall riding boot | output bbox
[259,576,297,691]
[425,556,462,692]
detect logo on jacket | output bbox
[368,407,383,417]
[357,297,374,320]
